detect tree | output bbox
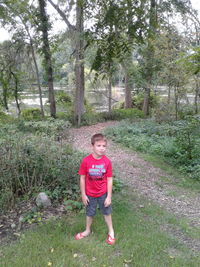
[0,0,45,116]
[142,0,157,116]
[0,39,27,115]
[91,0,146,111]
[48,0,85,125]
[38,0,56,118]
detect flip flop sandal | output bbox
[106,234,116,245]
[74,232,87,240]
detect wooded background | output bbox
[0,0,200,125]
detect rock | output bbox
[36,192,51,208]
[19,215,24,223]
[11,223,16,229]
[17,216,24,231]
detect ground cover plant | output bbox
[1,188,200,267]
[105,116,200,182]
[79,108,145,126]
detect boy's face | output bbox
[92,140,107,159]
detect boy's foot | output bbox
[106,234,116,245]
[74,231,90,240]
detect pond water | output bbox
[7,86,125,115]
[5,85,196,116]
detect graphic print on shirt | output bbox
[88,164,106,181]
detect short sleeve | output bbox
[78,158,87,175]
[106,160,112,177]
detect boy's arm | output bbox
[104,177,113,207]
[80,175,89,206]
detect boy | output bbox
[75,133,116,245]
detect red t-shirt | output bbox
[78,154,112,197]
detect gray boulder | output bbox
[36,192,51,208]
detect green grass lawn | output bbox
[1,188,200,267]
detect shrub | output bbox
[0,111,14,123]
[0,132,83,212]
[153,102,175,123]
[17,118,71,137]
[21,108,43,121]
[55,90,72,104]
[132,92,159,110]
[115,93,159,111]
[173,117,200,164]
[178,104,195,120]
[81,112,104,126]
[56,111,73,122]
[101,108,145,121]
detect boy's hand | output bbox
[104,196,111,207]
[82,194,89,206]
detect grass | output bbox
[142,153,200,193]
[1,187,200,267]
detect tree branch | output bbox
[91,89,119,103]
[47,0,76,32]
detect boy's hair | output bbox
[91,133,107,145]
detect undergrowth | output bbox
[105,116,200,182]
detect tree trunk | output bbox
[31,44,45,117]
[142,85,150,115]
[108,75,112,113]
[14,77,21,116]
[10,71,21,116]
[2,80,9,111]
[174,86,178,120]
[24,24,44,117]
[142,0,157,116]
[48,0,85,125]
[74,1,85,126]
[124,71,132,109]
[124,3,133,109]
[38,0,56,118]
[194,77,199,114]
[167,85,171,104]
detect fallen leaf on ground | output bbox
[124,259,132,263]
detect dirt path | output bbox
[69,121,200,252]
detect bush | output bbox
[101,108,145,121]
[0,131,83,212]
[79,108,144,126]
[81,112,104,126]
[132,92,159,110]
[55,90,72,104]
[173,117,200,164]
[0,111,14,123]
[21,108,43,121]
[17,118,71,137]
[178,104,195,120]
[56,111,73,122]
[153,102,175,123]
[115,93,159,111]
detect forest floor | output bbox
[69,121,200,253]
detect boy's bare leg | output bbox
[82,216,93,236]
[104,214,114,238]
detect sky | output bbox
[0,0,199,42]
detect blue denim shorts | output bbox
[86,193,112,217]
